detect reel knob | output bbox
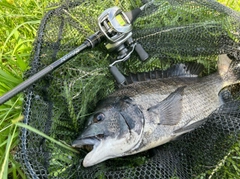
[109,66,126,84]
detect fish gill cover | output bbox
[17,0,240,178]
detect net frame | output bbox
[17,0,240,178]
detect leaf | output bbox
[0,125,17,179]
[1,20,40,52]
[16,55,30,71]
[0,69,22,85]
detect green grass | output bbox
[0,0,239,179]
[0,0,59,178]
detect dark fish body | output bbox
[72,55,240,167]
[108,74,222,152]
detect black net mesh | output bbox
[17,0,240,178]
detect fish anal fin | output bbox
[147,86,186,125]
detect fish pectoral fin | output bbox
[173,118,207,135]
[147,86,186,125]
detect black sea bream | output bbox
[72,54,240,167]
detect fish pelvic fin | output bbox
[147,86,186,125]
[173,118,207,135]
[218,54,240,88]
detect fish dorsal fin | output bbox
[165,62,204,77]
[147,86,186,125]
[125,62,204,84]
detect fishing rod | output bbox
[0,4,150,105]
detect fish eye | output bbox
[93,113,105,123]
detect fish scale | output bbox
[113,75,222,153]
[72,54,240,167]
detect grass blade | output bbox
[15,122,79,154]
[0,125,17,179]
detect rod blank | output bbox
[0,41,90,105]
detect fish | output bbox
[72,54,240,167]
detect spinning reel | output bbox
[0,4,149,104]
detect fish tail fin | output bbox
[218,54,240,87]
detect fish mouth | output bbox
[72,136,102,151]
